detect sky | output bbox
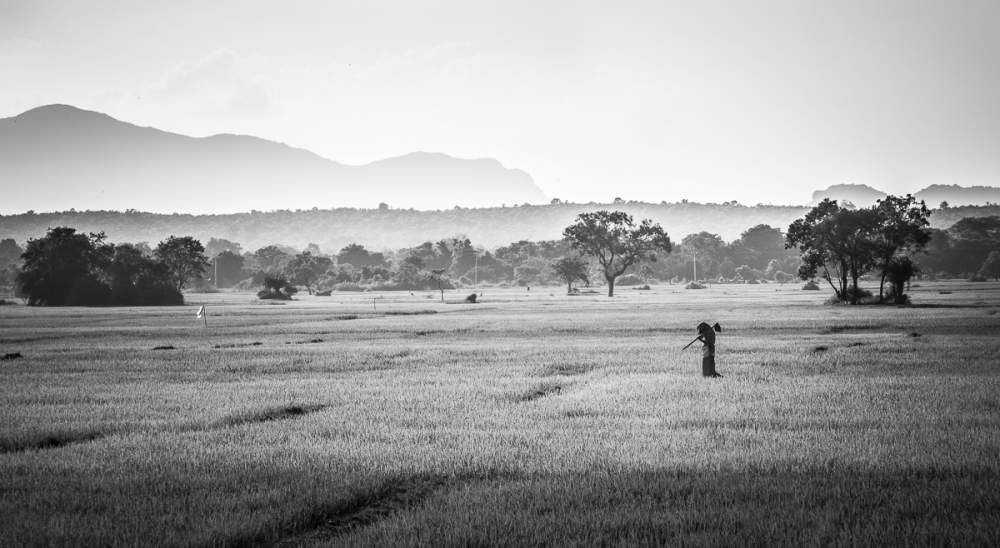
[3,0,1000,207]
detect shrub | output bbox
[685,282,706,290]
[802,280,820,290]
[257,288,292,300]
[824,286,874,305]
[258,274,297,300]
[968,274,987,282]
[465,293,478,303]
[616,274,645,286]
[334,282,365,292]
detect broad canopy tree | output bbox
[786,199,881,304]
[154,236,210,292]
[552,256,590,293]
[870,195,931,302]
[286,251,333,294]
[17,227,185,306]
[18,227,114,306]
[563,210,672,297]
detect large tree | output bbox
[979,250,1000,281]
[563,210,672,297]
[730,224,793,270]
[107,244,182,305]
[336,243,388,268]
[212,250,245,288]
[286,251,333,294]
[786,199,880,304]
[680,232,726,279]
[17,227,114,306]
[155,236,209,292]
[871,195,931,302]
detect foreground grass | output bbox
[0,282,998,546]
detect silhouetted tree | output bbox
[979,251,1000,281]
[563,210,672,297]
[552,256,589,293]
[337,243,388,268]
[252,245,293,274]
[17,227,114,305]
[155,236,210,292]
[786,199,880,304]
[871,195,931,302]
[0,238,23,267]
[213,250,245,288]
[204,237,242,257]
[107,244,182,305]
[286,251,333,294]
[885,256,918,304]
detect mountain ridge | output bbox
[0,104,546,214]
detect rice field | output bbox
[1,281,999,546]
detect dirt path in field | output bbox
[1,404,328,454]
[268,476,450,547]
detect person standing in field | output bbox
[697,321,723,378]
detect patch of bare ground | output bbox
[260,476,449,547]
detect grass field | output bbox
[1,281,999,546]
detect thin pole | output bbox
[693,251,697,283]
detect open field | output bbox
[1,281,999,546]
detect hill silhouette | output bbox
[0,105,546,214]
[813,183,1000,207]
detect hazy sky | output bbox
[3,0,1000,206]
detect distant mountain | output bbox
[812,183,1000,207]
[811,184,887,206]
[0,105,547,214]
[915,185,1000,207]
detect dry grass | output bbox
[0,281,998,546]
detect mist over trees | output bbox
[2,205,998,304]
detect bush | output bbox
[802,280,820,290]
[334,282,365,292]
[685,282,706,290]
[465,293,478,303]
[257,288,292,300]
[616,274,645,286]
[968,274,987,282]
[824,286,874,305]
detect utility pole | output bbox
[693,251,697,283]
[474,252,479,289]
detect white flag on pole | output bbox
[196,305,206,319]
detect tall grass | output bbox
[0,281,998,545]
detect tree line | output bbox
[1,197,998,306]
